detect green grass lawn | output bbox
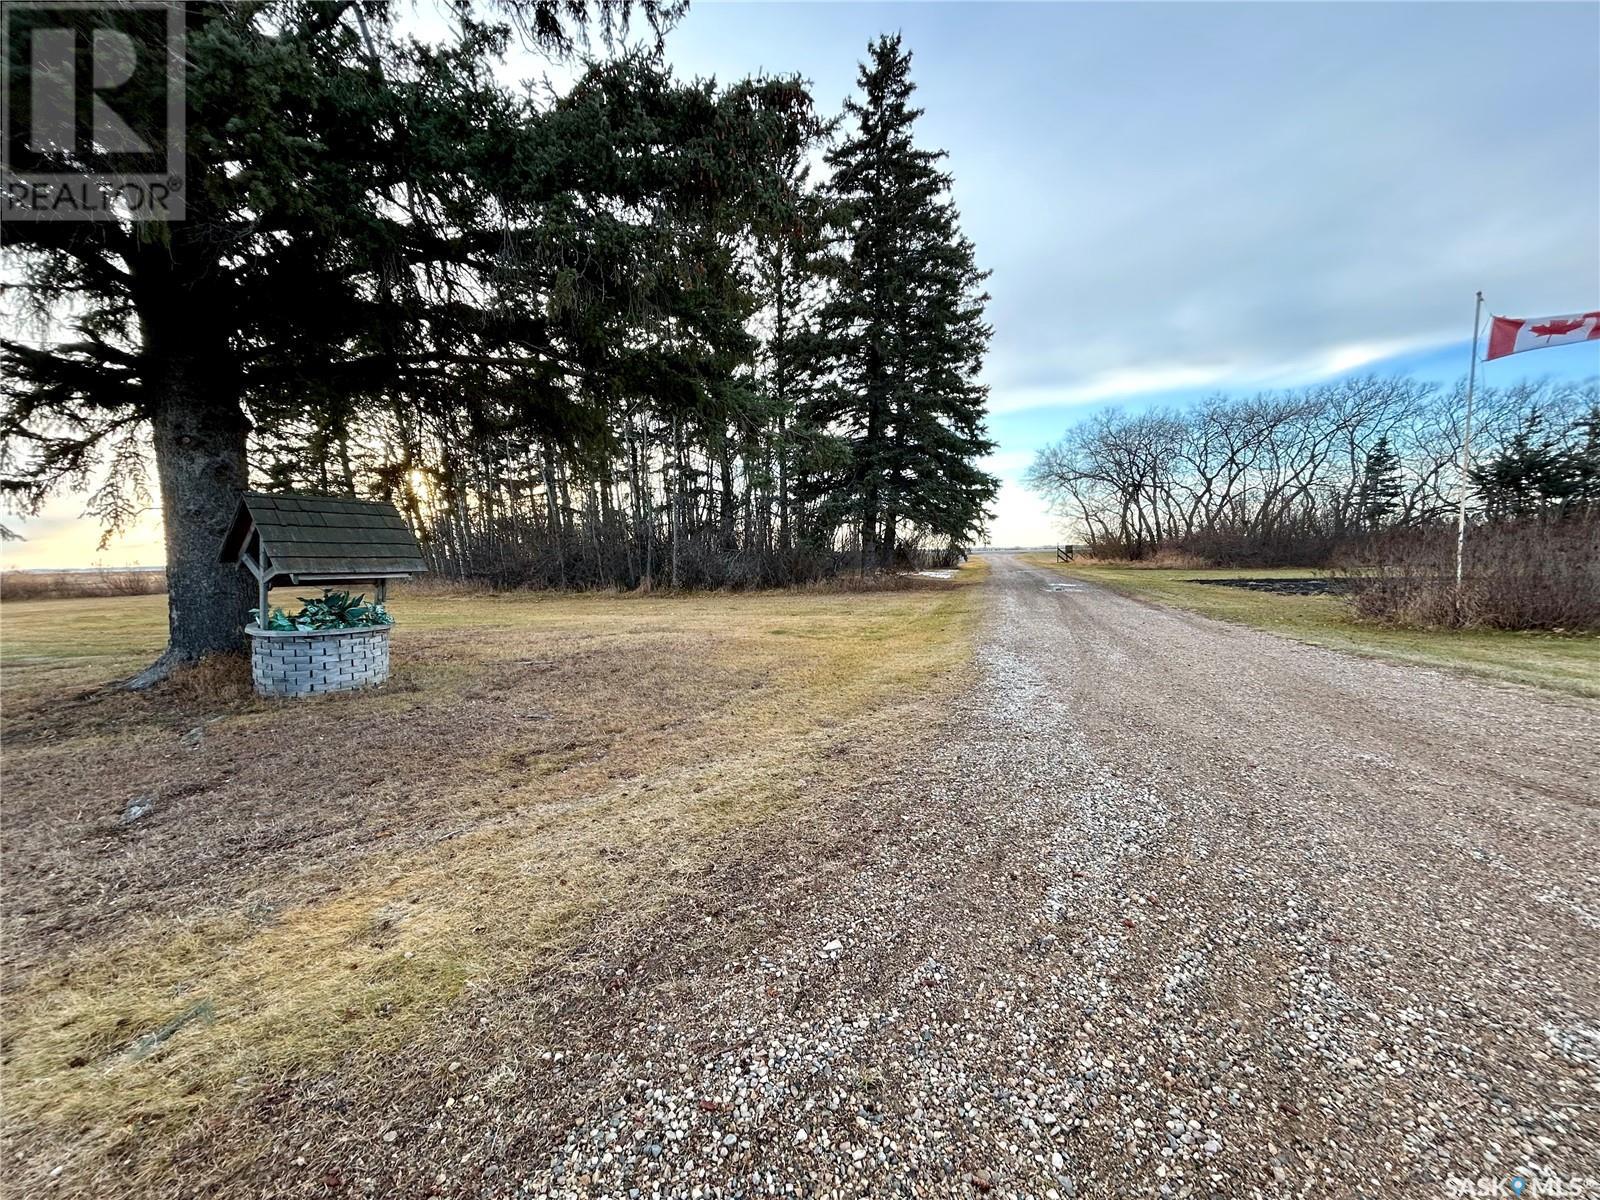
[1020,554,1600,698]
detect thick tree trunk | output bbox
[860,456,880,570]
[131,377,253,687]
[859,360,886,569]
[640,415,655,589]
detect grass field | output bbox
[0,567,984,1194]
[1021,554,1600,698]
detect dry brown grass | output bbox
[1069,548,1211,570]
[0,567,167,600]
[0,562,985,1196]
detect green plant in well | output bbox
[294,590,391,630]
[253,607,297,632]
[252,590,392,633]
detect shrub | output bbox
[1347,514,1600,631]
[434,528,873,592]
[1080,525,1342,567]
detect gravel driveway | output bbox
[282,555,1599,1199]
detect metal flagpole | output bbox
[1453,291,1484,604]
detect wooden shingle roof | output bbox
[219,492,427,583]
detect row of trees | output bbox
[1025,377,1599,563]
[1,2,997,674]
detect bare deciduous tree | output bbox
[1026,377,1597,564]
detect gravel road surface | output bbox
[267,555,1600,1199]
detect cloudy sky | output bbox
[4,0,1598,566]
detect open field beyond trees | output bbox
[1020,554,1600,698]
[0,569,167,603]
[0,567,982,1195]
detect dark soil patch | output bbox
[1188,576,1364,597]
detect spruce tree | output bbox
[1357,435,1404,529]
[1569,405,1600,508]
[802,34,997,565]
[1471,409,1578,519]
[744,107,835,554]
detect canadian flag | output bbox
[1485,310,1600,360]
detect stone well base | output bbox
[248,624,391,697]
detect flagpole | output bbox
[1453,290,1484,607]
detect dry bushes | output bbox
[796,570,951,594]
[1170,524,1344,568]
[1075,523,1344,566]
[1349,516,1600,631]
[427,537,969,593]
[434,531,867,591]
[0,568,166,601]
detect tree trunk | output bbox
[131,376,254,686]
[336,430,357,494]
[640,414,655,589]
[670,416,682,589]
[777,415,790,551]
[719,444,737,549]
[540,439,566,589]
[860,448,880,571]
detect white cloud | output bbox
[987,334,1449,414]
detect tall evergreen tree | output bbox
[801,35,997,565]
[1,4,586,677]
[734,95,834,554]
[1357,435,1404,529]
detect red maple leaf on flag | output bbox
[1531,318,1585,338]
